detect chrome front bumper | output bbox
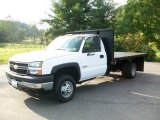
[8,78,53,90]
[6,70,54,91]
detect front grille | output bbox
[10,61,28,75]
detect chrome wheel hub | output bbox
[61,81,73,98]
[131,65,136,76]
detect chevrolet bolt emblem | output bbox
[13,65,18,69]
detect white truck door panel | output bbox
[80,52,106,80]
[79,36,107,81]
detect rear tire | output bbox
[54,74,76,103]
[122,63,137,79]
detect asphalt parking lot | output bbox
[0,62,160,120]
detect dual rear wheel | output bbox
[122,62,137,79]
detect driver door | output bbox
[80,36,107,81]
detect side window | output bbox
[82,36,101,53]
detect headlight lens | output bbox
[29,69,42,75]
[28,62,43,75]
[29,62,42,68]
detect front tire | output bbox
[54,74,76,103]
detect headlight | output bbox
[29,69,42,75]
[28,62,43,75]
[29,62,42,68]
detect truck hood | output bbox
[10,49,76,62]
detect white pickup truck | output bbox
[6,29,146,102]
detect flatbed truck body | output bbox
[6,29,146,102]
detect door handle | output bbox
[100,55,104,58]
[87,52,95,56]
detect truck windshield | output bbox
[46,35,84,52]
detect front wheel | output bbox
[54,74,76,103]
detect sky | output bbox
[0,0,127,27]
[114,0,127,6]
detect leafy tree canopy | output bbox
[44,0,115,37]
[115,0,160,43]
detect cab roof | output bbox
[64,33,97,37]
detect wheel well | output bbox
[119,57,144,71]
[132,57,144,71]
[54,67,80,83]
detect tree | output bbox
[18,29,26,43]
[44,0,90,37]
[44,0,115,37]
[30,24,39,43]
[87,0,115,29]
[115,0,160,43]
[0,20,32,43]
[0,21,8,42]
[7,21,19,45]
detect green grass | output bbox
[0,42,46,64]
